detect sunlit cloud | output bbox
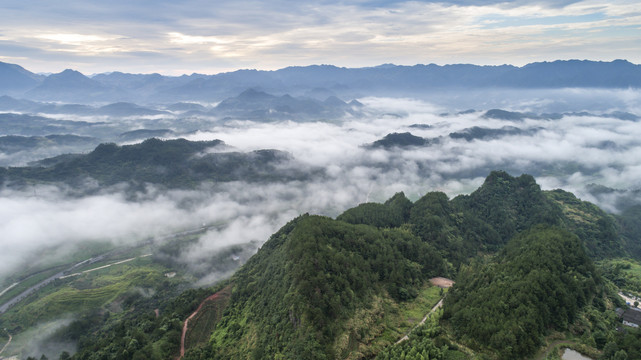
[36,33,113,44]
[168,32,231,45]
[28,32,142,55]
[0,0,638,74]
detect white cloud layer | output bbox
[1,91,641,285]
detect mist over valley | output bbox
[1,60,641,359]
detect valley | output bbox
[0,59,640,359]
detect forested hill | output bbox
[339,171,625,263]
[444,226,602,358]
[62,171,641,359]
[200,215,448,359]
[171,171,635,359]
[451,172,623,259]
[0,138,313,189]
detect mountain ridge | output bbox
[2,60,639,104]
[169,170,634,359]
[0,138,314,189]
[5,170,641,359]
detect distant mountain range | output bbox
[366,108,639,149]
[1,60,640,104]
[0,88,363,122]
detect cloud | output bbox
[2,88,641,288]
[178,89,641,211]
[10,317,75,359]
[36,33,114,44]
[0,0,638,74]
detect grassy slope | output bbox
[6,171,638,359]
[0,255,185,358]
[599,258,641,297]
[1,257,165,329]
[0,241,116,304]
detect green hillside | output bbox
[199,215,447,359]
[176,171,634,359]
[5,170,641,360]
[443,226,603,359]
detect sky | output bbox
[0,0,639,75]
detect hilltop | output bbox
[0,138,314,189]
[51,171,641,360]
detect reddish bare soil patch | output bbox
[429,277,454,288]
[179,285,232,359]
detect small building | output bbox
[615,307,625,317]
[622,308,641,328]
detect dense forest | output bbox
[187,214,448,359]
[443,226,603,358]
[9,170,641,359]
[0,138,312,189]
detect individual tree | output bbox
[613,350,628,360]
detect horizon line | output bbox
[2,58,636,78]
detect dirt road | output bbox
[395,298,444,345]
[179,292,222,359]
[0,332,12,356]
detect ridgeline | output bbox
[11,171,641,359]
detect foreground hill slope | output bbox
[194,215,447,359]
[12,171,641,360]
[451,172,623,259]
[175,172,633,359]
[444,225,602,359]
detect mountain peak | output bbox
[24,67,114,102]
[0,61,43,93]
[61,68,82,74]
[237,88,274,101]
[368,132,430,149]
[49,68,92,81]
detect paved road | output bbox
[0,255,105,314]
[0,225,213,315]
[619,292,640,309]
[0,271,65,314]
[0,284,18,298]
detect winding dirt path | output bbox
[395,298,444,345]
[395,278,453,345]
[0,332,12,356]
[179,292,221,359]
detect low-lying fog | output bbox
[1,89,641,284]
